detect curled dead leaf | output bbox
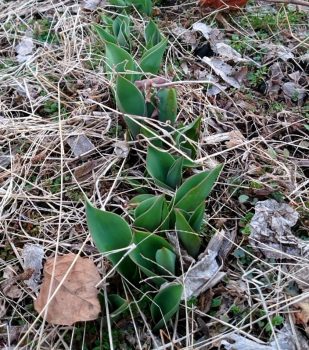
[181,230,232,300]
[34,253,101,325]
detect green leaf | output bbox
[145,20,161,49]
[109,294,129,319]
[166,157,183,189]
[128,194,155,209]
[130,230,174,284]
[160,197,170,231]
[142,0,153,16]
[151,283,183,331]
[146,146,175,187]
[134,195,168,231]
[271,315,284,326]
[115,18,131,49]
[117,27,129,49]
[116,76,145,115]
[233,248,246,259]
[140,124,162,147]
[121,15,131,35]
[85,200,136,279]
[145,100,156,118]
[93,24,117,44]
[134,195,156,218]
[109,0,127,6]
[101,14,114,27]
[116,76,145,137]
[174,116,201,160]
[110,0,152,15]
[181,116,201,141]
[155,247,176,275]
[175,209,201,258]
[174,164,223,212]
[112,17,122,37]
[140,39,167,75]
[157,88,177,125]
[131,0,153,15]
[189,202,205,232]
[105,42,136,81]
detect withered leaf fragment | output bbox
[34,253,101,325]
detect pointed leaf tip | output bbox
[85,200,136,278]
[151,283,183,331]
[174,164,223,212]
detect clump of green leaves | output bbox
[247,66,268,88]
[86,163,223,330]
[86,7,224,332]
[94,16,176,138]
[93,13,204,164]
[94,14,132,50]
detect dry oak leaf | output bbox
[34,253,101,325]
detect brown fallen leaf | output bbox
[294,299,309,335]
[34,253,101,325]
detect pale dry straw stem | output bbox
[123,285,150,350]
[35,78,66,347]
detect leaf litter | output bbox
[219,322,308,350]
[249,199,309,340]
[249,199,309,286]
[82,0,106,10]
[182,21,250,90]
